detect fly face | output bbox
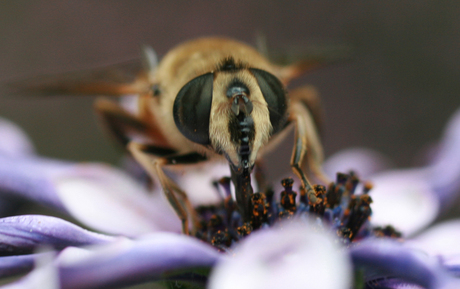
[173,57,289,175]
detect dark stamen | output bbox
[251,193,268,229]
[280,178,297,212]
[194,171,399,250]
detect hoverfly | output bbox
[16,37,327,235]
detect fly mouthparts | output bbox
[231,94,253,116]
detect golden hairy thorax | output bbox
[156,37,277,89]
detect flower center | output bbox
[194,172,401,251]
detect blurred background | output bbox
[0,1,459,210]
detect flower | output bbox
[0,107,459,288]
[0,116,180,236]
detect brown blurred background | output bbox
[0,3,459,287]
[0,1,459,183]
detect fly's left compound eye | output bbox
[173,73,214,145]
[250,68,288,135]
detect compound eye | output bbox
[250,68,288,134]
[173,73,214,145]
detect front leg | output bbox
[289,86,330,185]
[128,142,206,235]
[289,99,328,201]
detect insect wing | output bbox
[7,59,151,97]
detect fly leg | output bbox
[289,86,330,184]
[94,98,169,148]
[289,98,327,202]
[128,142,205,235]
[94,98,147,148]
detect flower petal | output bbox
[0,251,59,289]
[56,233,221,289]
[368,169,439,236]
[0,155,181,236]
[0,155,69,212]
[350,239,460,289]
[0,253,51,278]
[440,254,460,277]
[0,118,34,157]
[52,164,181,236]
[428,107,460,207]
[323,147,392,180]
[0,215,114,255]
[208,219,352,289]
[177,162,232,205]
[406,219,460,257]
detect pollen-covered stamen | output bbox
[208,214,225,235]
[336,173,348,185]
[237,222,253,238]
[345,194,373,241]
[211,230,232,252]
[373,225,402,238]
[309,185,327,216]
[346,173,360,194]
[195,171,400,250]
[326,182,345,209]
[280,178,297,212]
[251,193,268,229]
[363,182,373,194]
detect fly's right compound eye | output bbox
[173,73,214,145]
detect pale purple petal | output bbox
[427,107,460,207]
[369,169,439,236]
[406,220,460,257]
[0,118,34,157]
[365,278,425,289]
[0,251,59,289]
[177,162,232,205]
[55,233,221,289]
[0,215,114,255]
[52,164,181,236]
[440,255,460,277]
[167,162,258,206]
[0,253,51,278]
[0,154,70,212]
[208,220,352,289]
[350,239,460,289]
[323,147,392,180]
[0,156,181,236]
[178,160,267,206]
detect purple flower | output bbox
[0,117,181,236]
[0,107,459,288]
